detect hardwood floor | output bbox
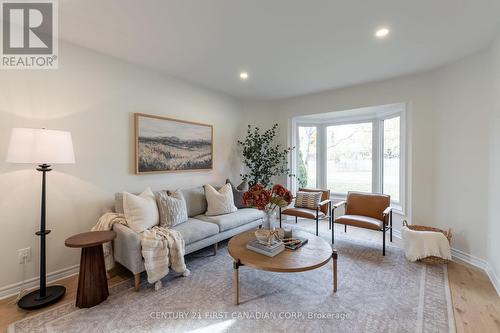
[448,261,500,333]
[1,223,499,333]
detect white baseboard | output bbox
[485,264,500,296]
[450,248,488,270]
[449,248,500,296]
[0,264,79,300]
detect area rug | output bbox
[9,224,455,333]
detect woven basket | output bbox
[402,221,452,264]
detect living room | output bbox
[1,1,500,332]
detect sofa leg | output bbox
[344,224,347,233]
[295,216,298,224]
[134,273,141,292]
[214,242,218,255]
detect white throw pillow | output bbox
[205,183,238,216]
[156,190,188,228]
[123,187,159,233]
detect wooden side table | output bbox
[65,231,116,308]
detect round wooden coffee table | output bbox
[228,229,337,305]
[65,230,116,308]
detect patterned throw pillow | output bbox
[226,179,248,209]
[204,183,238,216]
[294,191,322,210]
[155,190,188,228]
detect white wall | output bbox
[0,42,244,291]
[432,51,493,260]
[488,34,500,289]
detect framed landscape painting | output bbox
[134,113,213,173]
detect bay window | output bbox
[291,104,405,210]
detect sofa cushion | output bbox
[181,186,207,217]
[155,190,188,227]
[226,179,248,209]
[195,208,264,232]
[171,218,220,245]
[205,184,238,216]
[123,188,159,233]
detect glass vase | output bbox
[263,209,277,230]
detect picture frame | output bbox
[134,113,213,174]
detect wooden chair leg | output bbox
[134,273,141,291]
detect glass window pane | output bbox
[327,123,372,193]
[297,126,317,188]
[383,116,400,202]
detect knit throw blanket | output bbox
[93,213,190,290]
[91,213,127,271]
[401,226,452,262]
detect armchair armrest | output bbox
[383,206,393,216]
[318,199,331,207]
[332,201,346,209]
[383,206,393,226]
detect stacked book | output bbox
[246,239,285,257]
[283,236,308,250]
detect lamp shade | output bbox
[6,128,75,164]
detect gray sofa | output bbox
[112,186,263,290]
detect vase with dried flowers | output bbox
[242,184,293,229]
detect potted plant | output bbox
[243,183,292,229]
[238,124,294,187]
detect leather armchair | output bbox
[332,191,392,255]
[279,188,332,236]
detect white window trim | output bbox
[289,104,407,214]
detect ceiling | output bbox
[59,0,500,100]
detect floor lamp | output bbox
[6,128,75,310]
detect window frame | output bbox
[290,104,406,213]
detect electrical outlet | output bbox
[18,247,31,264]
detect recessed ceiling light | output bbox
[239,72,249,80]
[375,27,390,38]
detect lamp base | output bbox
[17,285,66,310]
